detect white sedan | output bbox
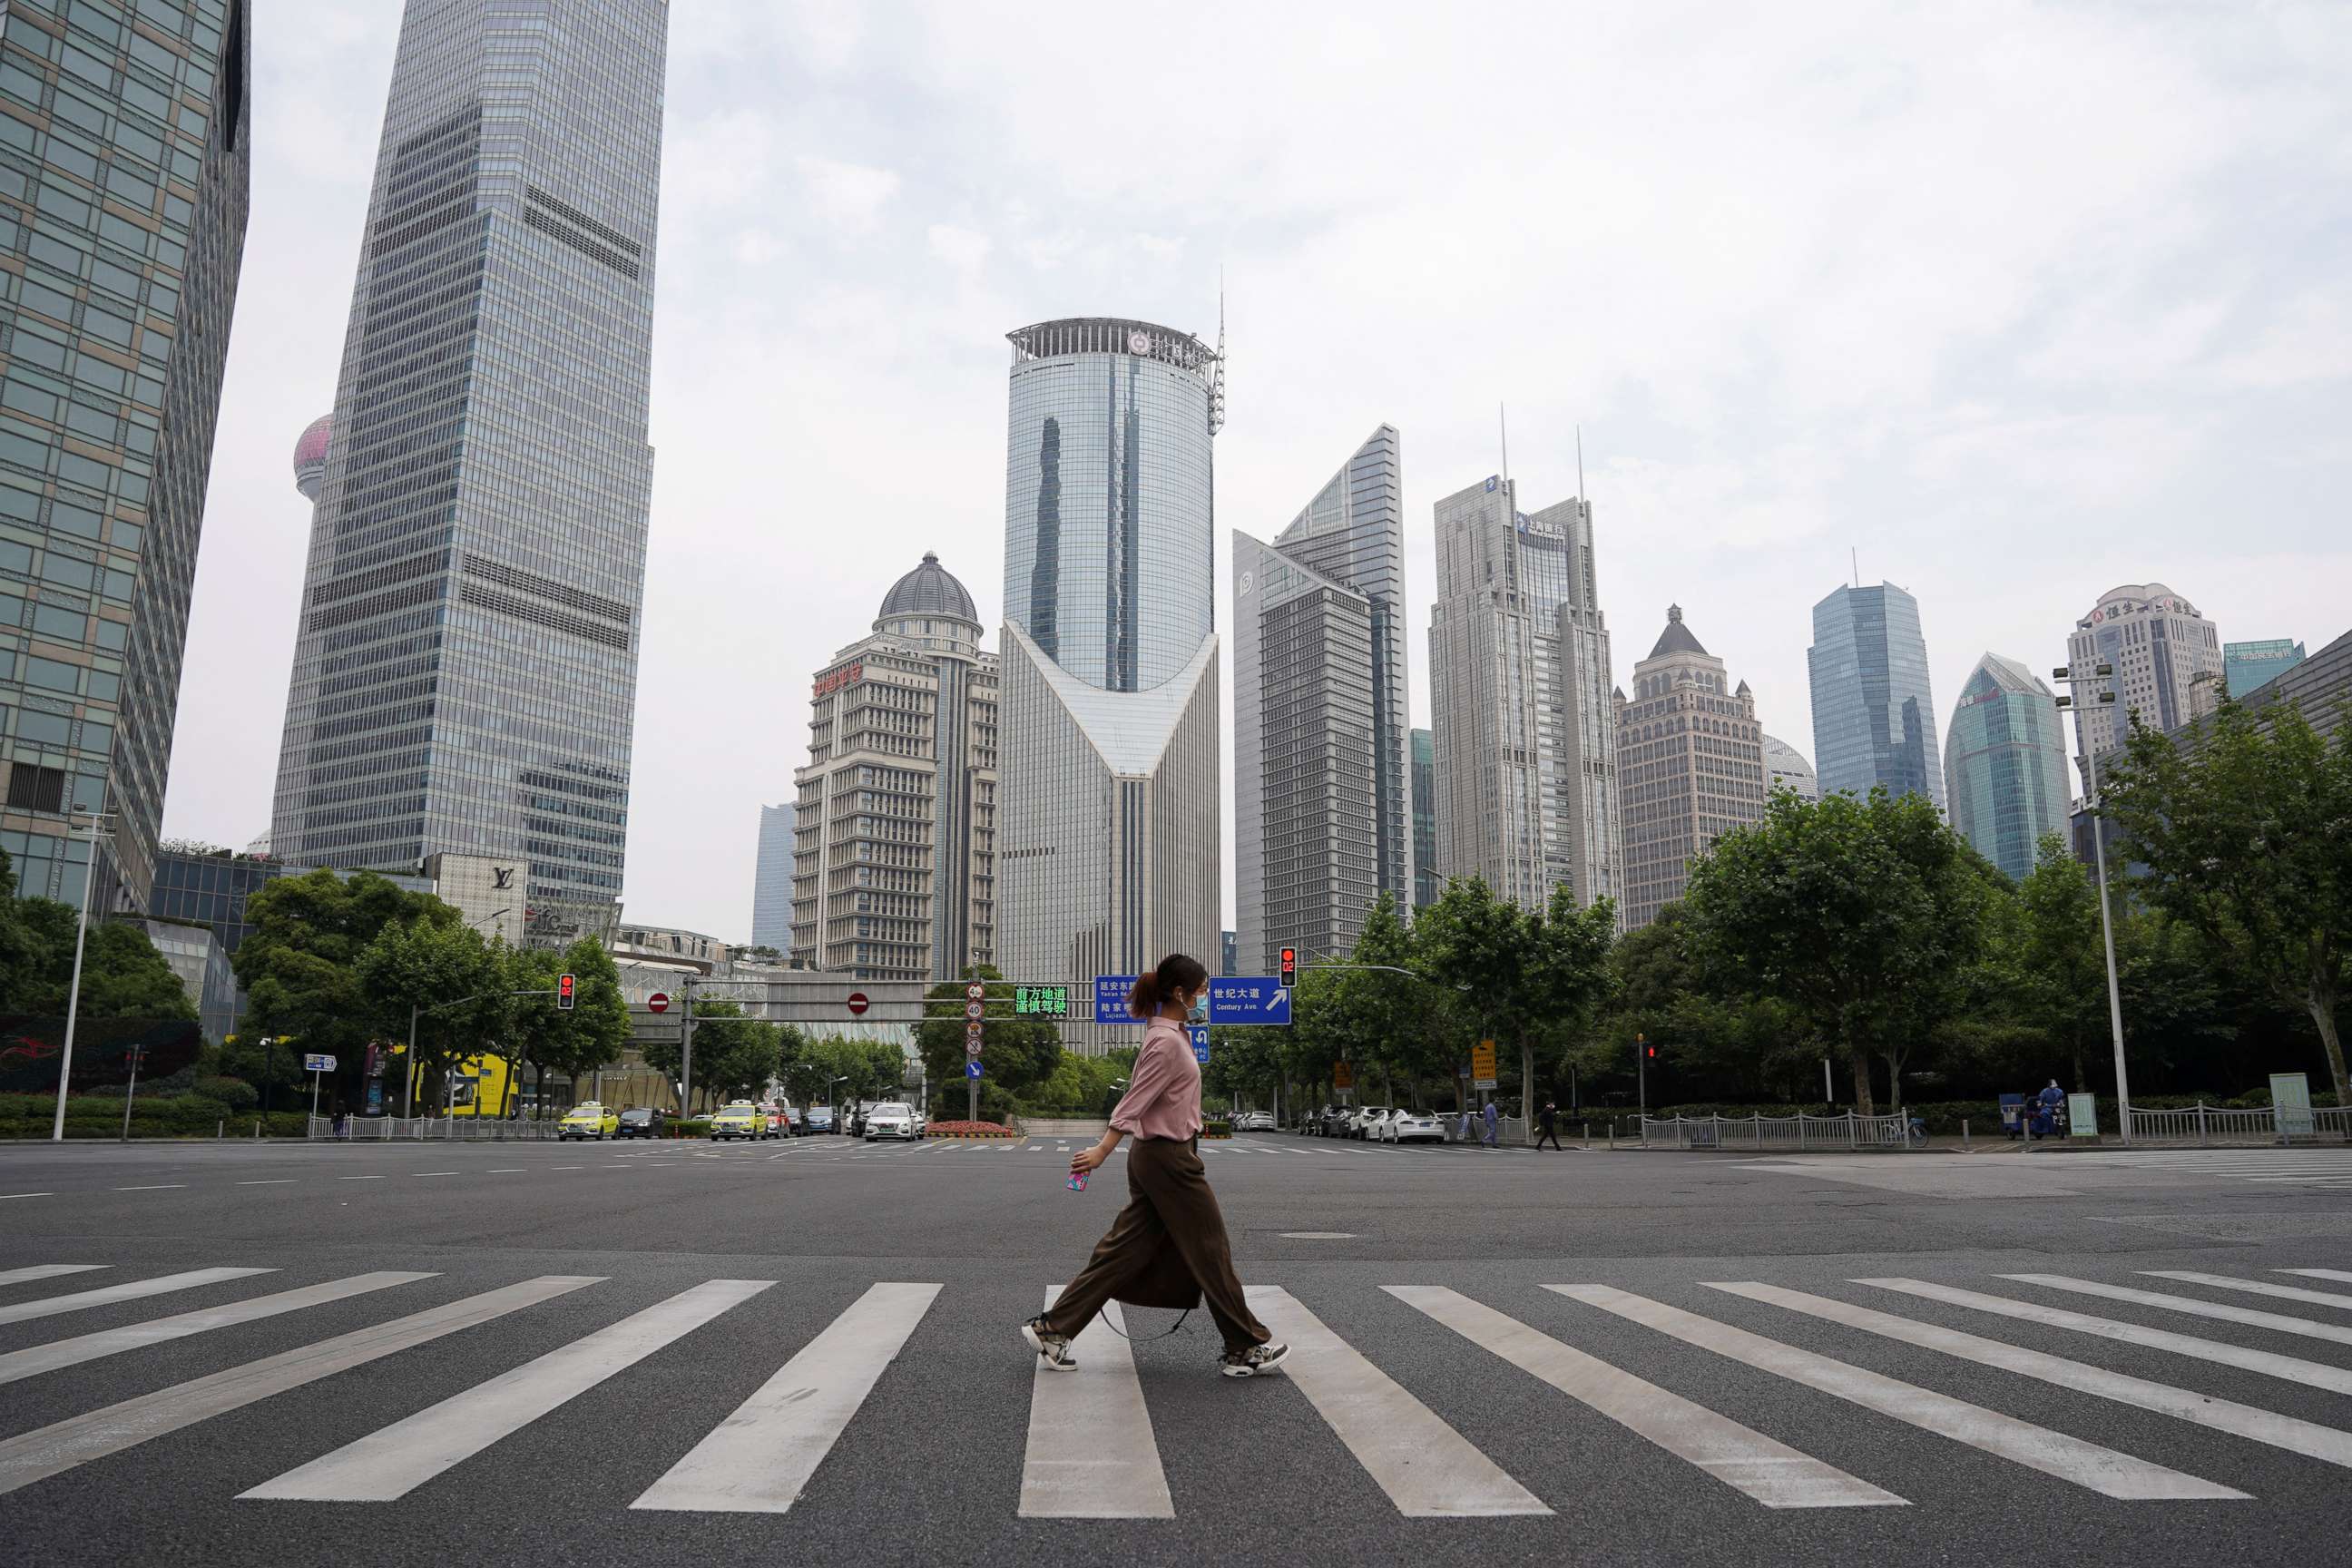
[1233,1110,1276,1132]
[1381,1110,1445,1144]
[1348,1106,1390,1141]
[863,1102,917,1141]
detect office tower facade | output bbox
[750,801,793,950]
[1808,582,1943,809]
[2223,638,2305,700]
[997,318,1221,1052]
[1409,726,1437,908]
[268,0,668,941]
[790,554,998,983]
[0,0,250,912]
[1426,473,1617,915]
[1761,734,1818,801]
[1943,652,2072,883]
[2063,583,2221,779]
[1232,528,1377,973]
[1612,607,1767,930]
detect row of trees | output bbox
[1203,698,2350,1117]
[0,848,192,1025]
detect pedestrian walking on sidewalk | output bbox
[1023,953,1289,1380]
[1481,1099,1499,1148]
[1535,1098,1563,1151]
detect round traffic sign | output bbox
[965,981,987,1001]
[965,1041,983,1058]
[847,992,869,1016]
[964,1000,985,1020]
[646,993,670,1014]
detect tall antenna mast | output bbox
[1576,424,1586,502]
[1208,270,1227,435]
[1850,546,1859,589]
[1498,402,1510,487]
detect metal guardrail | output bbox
[2125,1102,2350,1145]
[1640,1112,1917,1151]
[310,1116,566,1142]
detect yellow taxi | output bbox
[559,1102,619,1141]
[709,1101,764,1142]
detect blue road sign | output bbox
[1189,1025,1210,1064]
[1094,975,1140,1024]
[965,1060,983,1080]
[1208,977,1290,1025]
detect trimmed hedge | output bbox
[0,1093,309,1140]
[1200,1119,1231,1140]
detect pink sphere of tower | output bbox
[292,414,331,501]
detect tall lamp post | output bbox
[2053,659,2132,1142]
[49,810,113,1142]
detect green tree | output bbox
[1524,885,1618,1120]
[913,965,1062,1112]
[355,914,505,1111]
[1683,788,2000,1113]
[502,938,630,1115]
[0,849,193,1022]
[2102,700,2352,1104]
[662,999,780,1108]
[1416,875,1531,1109]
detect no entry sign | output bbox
[847,992,870,1016]
[646,993,670,1014]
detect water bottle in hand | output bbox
[1068,1167,1088,1191]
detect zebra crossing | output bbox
[2,1259,2349,1515]
[2059,1150,2352,1189]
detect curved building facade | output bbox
[997,318,1222,1051]
[1943,653,2071,883]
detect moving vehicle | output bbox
[614,1107,669,1140]
[709,1101,765,1142]
[1382,1110,1444,1145]
[1348,1105,1390,1141]
[758,1101,791,1138]
[805,1104,835,1133]
[864,1102,917,1141]
[559,1102,618,1141]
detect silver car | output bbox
[863,1101,916,1141]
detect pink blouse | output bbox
[1109,1015,1202,1142]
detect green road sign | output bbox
[1014,985,1070,1018]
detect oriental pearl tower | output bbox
[292,413,330,504]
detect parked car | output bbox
[613,1107,669,1140]
[1319,1105,1355,1138]
[1233,1110,1276,1132]
[710,1101,765,1142]
[910,1106,927,1137]
[1348,1105,1390,1141]
[758,1101,790,1138]
[805,1104,835,1133]
[865,1102,917,1141]
[1382,1109,1445,1145]
[559,1102,618,1141]
[782,1102,805,1134]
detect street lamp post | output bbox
[829,1076,848,1134]
[48,810,112,1142]
[2054,661,2132,1143]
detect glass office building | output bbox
[270,0,668,935]
[0,0,250,914]
[1808,582,1944,810]
[1410,726,1436,908]
[2223,638,2305,700]
[997,317,1221,1052]
[1942,653,2071,883]
[750,801,793,950]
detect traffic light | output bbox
[557,973,576,1011]
[1646,1044,1658,1059]
[1279,946,1297,987]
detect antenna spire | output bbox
[1576,424,1585,502]
[1498,402,1510,487]
[1208,270,1227,435]
[1850,546,1859,589]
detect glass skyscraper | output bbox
[1410,726,1436,908]
[2223,638,2305,700]
[1808,582,1943,810]
[1942,652,2071,883]
[750,801,793,950]
[268,0,667,942]
[0,0,249,914]
[997,317,1221,1052]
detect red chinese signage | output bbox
[812,662,863,700]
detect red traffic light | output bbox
[557,972,576,1011]
[1279,947,1297,986]
[1646,1044,1658,1058]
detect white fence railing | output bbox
[309,1116,566,1142]
[1641,1112,1918,1151]
[2125,1102,2350,1145]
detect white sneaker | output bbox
[1022,1316,1078,1371]
[1220,1340,1289,1378]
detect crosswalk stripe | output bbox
[244,1279,772,1501]
[632,1281,939,1513]
[0,1271,435,1387]
[2004,1274,2352,1348]
[0,1264,108,1288]
[1857,1279,2352,1397]
[0,1267,275,1327]
[2141,1271,2352,1312]
[2284,1269,2352,1285]
[0,1275,599,1497]
[1386,1286,1901,1509]
[1248,1286,1545,1516]
[1550,1285,2243,1501]
[1711,1281,2352,1471]
[1019,1290,1173,1518]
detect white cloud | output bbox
[926,223,991,273]
[796,154,901,236]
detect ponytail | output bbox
[1128,952,1209,1019]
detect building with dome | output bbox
[2063,583,2222,789]
[1761,734,1818,801]
[1613,606,1767,930]
[292,415,331,503]
[789,554,998,981]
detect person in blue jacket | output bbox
[2033,1079,2066,1138]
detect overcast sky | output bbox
[162,1,2352,942]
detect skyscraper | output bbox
[1613,607,1767,929]
[996,318,1221,1050]
[0,0,250,913]
[2223,638,2304,700]
[791,554,996,982]
[1426,473,1618,914]
[1943,653,2072,883]
[1410,727,1438,909]
[2063,583,2222,779]
[268,0,668,945]
[1808,583,1943,810]
[1761,734,1818,801]
[1232,426,1410,970]
[750,801,794,951]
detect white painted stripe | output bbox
[0,1265,107,1287]
[0,1271,433,1387]
[0,1193,53,1200]
[2005,1273,2352,1348]
[245,1279,771,1501]
[1248,1286,1545,1516]
[2141,1270,2352,1312]
[2285,1269,2352,1285]
[632,1281,938,1513]
[1858,1279,2352,1397]
[1713,1281,2352,1471]
[1387,1286,1900,1509]
[338,1175,386,1181]
[113,1184,187,1191]
[0,1276,598,1497]
[1550,1285,2242,1501]
[1018,1289,1173,1518]
[236,1180,295,1186]
[0,1267,274,1327]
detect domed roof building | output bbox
[1614,604,1768,929]
[292,415,331,501]
[878,551,977,625]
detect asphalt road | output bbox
[3,1130,2350,1567]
